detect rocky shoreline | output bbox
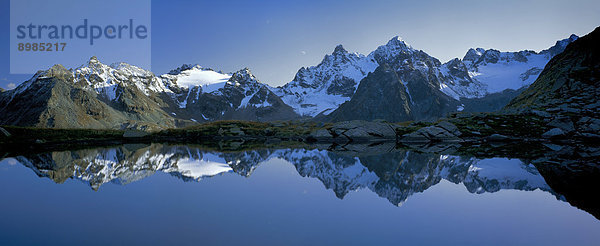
[1,111,598,151]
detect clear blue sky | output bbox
[1,0,599,89]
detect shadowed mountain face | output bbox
[6,143,599,219]
[325,64,414,122]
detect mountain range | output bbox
[0,33,581,129]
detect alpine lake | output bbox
[1,140,599,246]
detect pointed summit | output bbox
[369,35,419,64]
[463,48,485,62]
[89,56,100,64]
[568,34,579,41]
[229,67,258,85]
[386,36,411,48]
[333,44,348,55]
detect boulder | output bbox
[330,121,396,140]
[436,121,461,136]
[401,131,430,142]
[487,134,511,141]
[548,117,575,133]
[401,126,461,143]
[577,117,600,133]
[531,110,551,118]
[309,129,332,139]
[542,128,566,138]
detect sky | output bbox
[1,0,600,89]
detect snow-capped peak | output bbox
[228,67,258,86]
[462,48,485,63]
[88,56,100,65]
[73,57,169,100]
[367,36,426,69]
[371,36,415,57]
[388,36,410,48]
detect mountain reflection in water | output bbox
[4,143,598,219]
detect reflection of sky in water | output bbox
[0,150,599,245]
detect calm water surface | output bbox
[0,144,598,245]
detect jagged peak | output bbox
[229,67,258,84]
[109,61,134,69]
[385,35,411,49]
[463,48,485,61]
[446,58,463,66]
[233,67,253,76]
[89,56,100,64]
[36,64,73,81]
[167,64,205,75]
[369,35,416,60]
[333,44,348,55]
[74,56,110,72]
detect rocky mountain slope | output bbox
[505,27,600,139]
[0,58,298,130]
[506,29,598,114]
[0,63,176,130]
